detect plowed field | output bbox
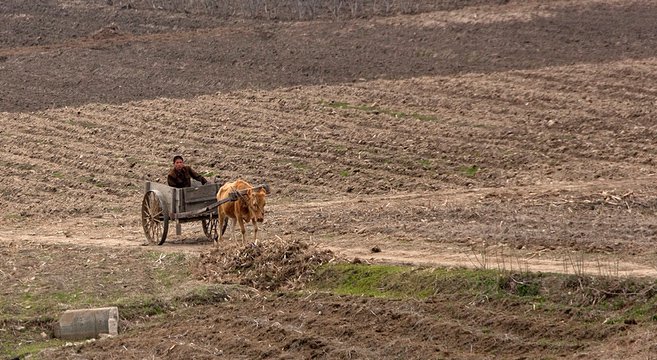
[2,0,657,358]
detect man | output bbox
[167,155,208,188]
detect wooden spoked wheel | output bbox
[141,190,169,245]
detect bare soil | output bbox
[2,0,657,358]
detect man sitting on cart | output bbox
[167,155,208,188]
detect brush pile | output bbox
[195,238,336,291]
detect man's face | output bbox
[174,159,184,171]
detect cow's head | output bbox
[245,188,267,222]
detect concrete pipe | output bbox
[53,306,119,340]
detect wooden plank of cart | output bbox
[140,181,270,245]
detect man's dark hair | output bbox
[173,155,184,163]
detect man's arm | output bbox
[188,167,208,185]
[167,173,178,187]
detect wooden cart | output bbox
[140,181,225,245]
[140,181,270,245]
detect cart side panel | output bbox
[144,181,181,215]
[181,183,221,213]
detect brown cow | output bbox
[216,179,267,245]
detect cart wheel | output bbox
[141,190,169,245]
[202,214,219,242]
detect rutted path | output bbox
[3,176,657,278]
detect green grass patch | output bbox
[51,290,91,304]
[5,160,36,171]
[313,263,410,298]
[146,252,191,287]
[310,263,657,328]
[15,291,88,321]
[115,296,170,319]
[310,263,657,304]
[146,251,187,264]
[52,171,64,179]
[339,170,350,177]
[460,164,480,177]
[311,264,512,300]
[2,339,68,360]
[326,101,351,109]
[3,213,22,221]
[290,161,307,170]
[15,163,37,171]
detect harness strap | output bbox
[230,185,259,216]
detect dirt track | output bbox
[3,175,657,278]
[3,0,657,358]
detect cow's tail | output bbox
[220,217,229,236]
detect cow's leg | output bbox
[217,211,225,245]
[252,219,258,245]
[232,211,244,243]
[229,218,237,241]
[219,216,229,244]
[238,218,247,244]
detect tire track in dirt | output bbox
[263,176,657,278]
[3,176,656,277]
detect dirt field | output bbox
[2,0,657,358]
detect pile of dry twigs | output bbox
[195,238,336,290]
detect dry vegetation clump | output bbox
[195,238,337,290]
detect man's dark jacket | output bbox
[167,166,208,188]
